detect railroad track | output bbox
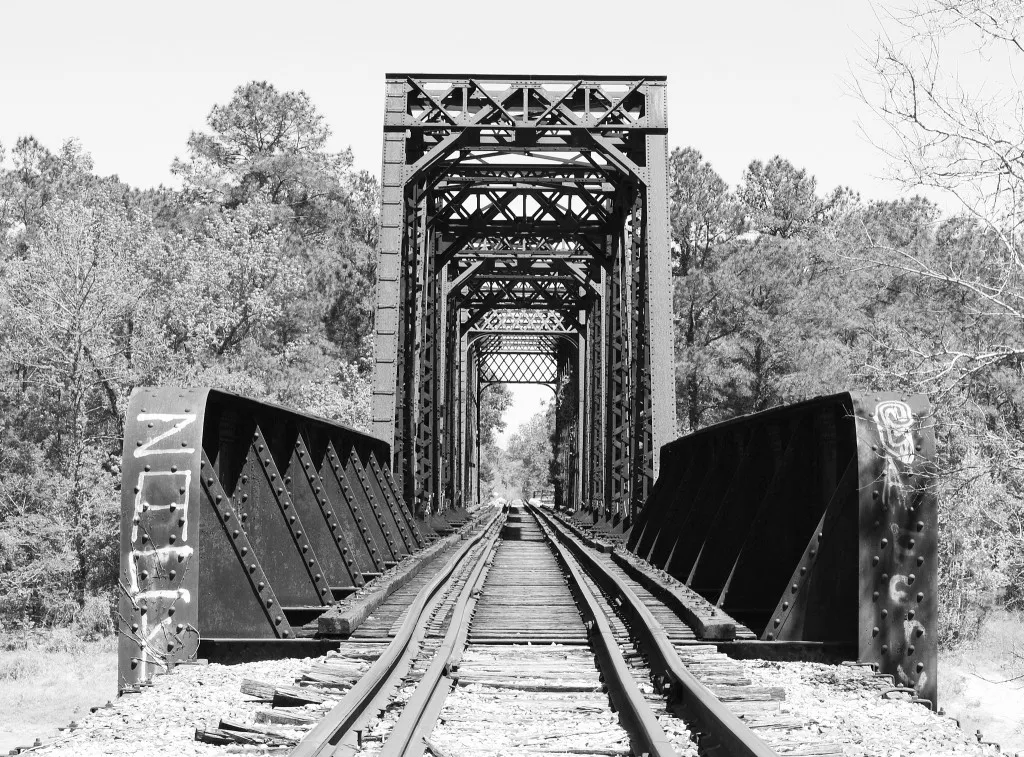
[181,502,875,757]
[22,501,992,757]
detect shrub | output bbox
[73,594,113,640]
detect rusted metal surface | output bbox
[624,391,938,706]
[117,387,422,693]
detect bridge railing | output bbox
[625,391,938,706]
[116,387,425,691]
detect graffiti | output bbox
[873,401,915,465]
[124,413,196,679]
[133,413,196,458]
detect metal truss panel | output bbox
[478,352,558,384]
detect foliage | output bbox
[0,82,377,631]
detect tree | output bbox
[505,403,556,499]
[854,1,1024,637]
[1,196,161,602]
[669,148,742,432]
[477,384,513,490]
[172,81,381,360]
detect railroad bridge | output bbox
[115,74,939,754]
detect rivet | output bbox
[908,574,916,584]
[307,558,314,565]
[791,583,798,593]
[249,563,257,572]
[140,571,149,580]
[168,534,177,544]
[258,444,264,451]
[909,539,916,548]
[916,521,924,531]
[170,465,177,473]
[270,473,276,481]
[241,547,248,556]
[916,662,925,673]
[131,623,139,632]
[872,591,879,600]
[881,538,888,548]
[881,644,888,653]
[176,624,184,632]
[266,598,274,607]
[915,627,924,637]
[872,556,879,566]
[773,618,780,627]
[275,615,282,624]
[144,465,151,472]
[908,610,916,620]
[916,592,924,602]
[320,588,328,595]
[872,627,879,636]
[881,573,889,582]
[872,490,879,499]
[282,630,290,638]
[258,581,265,590]
[178,517,186,526]
[908,645,915,655]
[782,602,789,610]
[181,441,188,448]
[168,607,175,616]
[232,529,240,538]
[881,609,888,618]
[800,566,807,575]
[766,633,774,640]
[917,556,925,566]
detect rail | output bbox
[534,504,781,757]
[291,507,503,757]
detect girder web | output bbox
[372,74,675,518]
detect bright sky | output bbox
[0,0,925,440]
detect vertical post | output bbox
[642,82,676,476]
[371,79,408,449]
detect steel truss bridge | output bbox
[116,75,938,710]
[371,74,674,518]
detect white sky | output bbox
[0,0,934,440]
